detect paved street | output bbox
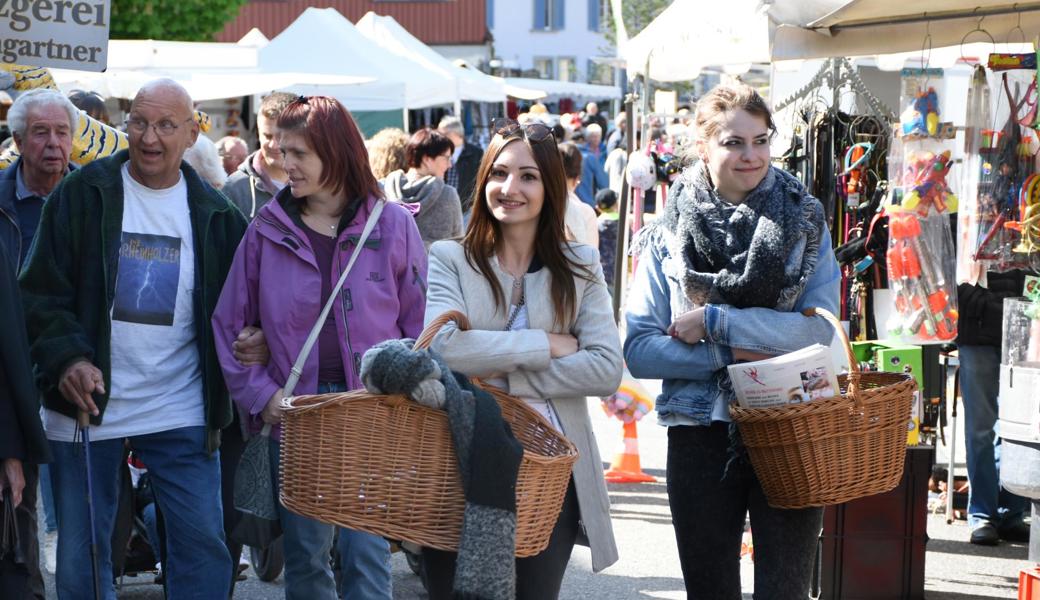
[43,393,1030,599]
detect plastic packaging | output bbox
[1003,297,1040,366]
[969,69,1039,273]
[885,134,959,342]
[899,69,943,139]
[884,211,959,341]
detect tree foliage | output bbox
[110,0,248,41]
[604,0,671,48]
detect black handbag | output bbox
[1,488,24,565]
[230,426,282,549]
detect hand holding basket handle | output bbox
[731,307,918,509]
[278,309,580,557]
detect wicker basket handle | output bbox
[286,311,471,414]
[801,307,861,403]
[414,310,471,350]
[284,389,411,415]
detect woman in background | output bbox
[382,128,464,250]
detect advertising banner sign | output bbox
[1,0,111,71]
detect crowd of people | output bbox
[0,76,855,600]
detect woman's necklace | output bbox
[303,211,338,237]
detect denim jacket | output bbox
[623,227,841,425]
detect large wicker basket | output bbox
[279,310,579,557]
[729,307,917,509]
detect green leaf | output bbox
[111,0,248,41]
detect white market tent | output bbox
[49,39,372,102]
[624,0,1040,81]
[260,7,453,111]
[770,0,1040,61]
[623,0,769,82]
[237,28,270,48]
[354,12,505,107]
[502,77,622,102]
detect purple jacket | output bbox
[212,191,428,437]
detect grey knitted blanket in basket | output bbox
[360,339,524,600]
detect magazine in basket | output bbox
[727,344,841,409]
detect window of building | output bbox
[487,0,494,29]
[587,59,614,84]
[534,0,565,31]
[558,57,576,82]
[588,0,610,32]
[533,57,555,79]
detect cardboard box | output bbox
[852,342,923,445]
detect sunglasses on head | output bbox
[491,117,554,143]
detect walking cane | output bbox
[78,410,102,600]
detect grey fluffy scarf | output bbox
[360,339,523,600]
[634,162,825,311]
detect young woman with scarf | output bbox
[421,118,622,599]
[624,83,841,598]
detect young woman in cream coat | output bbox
[422,119,622,598]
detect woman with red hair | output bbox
[212,96,427,599]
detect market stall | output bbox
[259,7,447,134]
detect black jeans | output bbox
[421,481,579,600]
[667,424,822,600]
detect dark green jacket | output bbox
[0,241,50,464]
[19,150,247,452]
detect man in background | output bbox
[223,92,295,220]
[437,116,482,216]
[216,136,248,177]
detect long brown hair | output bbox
[463,127,594,327]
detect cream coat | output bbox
[424,239,622,572]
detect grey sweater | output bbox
[424,240,622,572]
[383,170,464,251]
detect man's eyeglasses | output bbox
[124,117,194,137]
[491,118,554,143]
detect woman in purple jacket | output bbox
[212,96,427,600]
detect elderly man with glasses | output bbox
[19,78,246,600]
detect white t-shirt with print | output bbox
[44,164,204,441]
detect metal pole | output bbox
[78,411,102,600]
[826,3,1040,33]
[612,92,636,321]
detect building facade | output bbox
[217,0,493,66]
[218,0,616,85]
[488,0,615,84]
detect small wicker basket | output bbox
[729,307,917,509]
[279,310,579,557]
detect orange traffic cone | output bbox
[604,420,656,483]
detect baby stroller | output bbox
[111,453,165,592]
